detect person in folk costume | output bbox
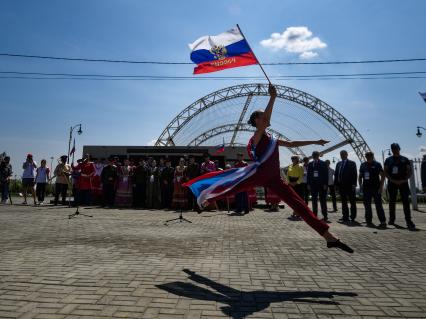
[146,159,161,209]
[233,153,249,215]
[91,157,104,205]
[35,159,50,205]
[160,158,175,209]
[115,158,133,207]
[72,154,95,206]
[200,154,216,174]
[186,155,200,210]
[53,155,71,206]
[264,186,281,212]
[172,158,188,210]
[185,85,353,253]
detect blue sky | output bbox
[1,0,426,175]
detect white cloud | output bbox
[260,26,327,59]
[300,51,318,59]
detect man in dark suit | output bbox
[307,151,329,222]
[335,150,358,222]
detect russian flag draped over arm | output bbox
[189,26,258,74]
[183,138,277,207]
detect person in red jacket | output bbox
[73,154,95,206]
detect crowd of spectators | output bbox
[1,144,425,230]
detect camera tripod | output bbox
[164,207,192,225]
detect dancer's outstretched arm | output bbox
[278,139,329,147]
[252,84,277,146]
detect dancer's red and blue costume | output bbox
[184,133,329,236]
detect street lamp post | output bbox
[416,126,426,138]
[67,124,83,164]
[381,148,391,166]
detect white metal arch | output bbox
[155,83,371,161]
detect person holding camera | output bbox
[22,154,37,205]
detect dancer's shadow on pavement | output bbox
[156,269,357,319]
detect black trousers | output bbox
[300,183,309,204]
[133,183,146,207]
[328,185,337,211]
[339,186,357,221]
[387,182,413,225]
[36,183,46,202]
[103,184,116,207]
[310,186,328,219]
[54,183,68,205]
[363,189,386,224]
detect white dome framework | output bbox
[155,83,371,162]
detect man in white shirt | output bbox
[22,153,37,205]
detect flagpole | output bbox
[236,24,272,85]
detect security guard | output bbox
[359,151,386,228]
[384,143,416,230]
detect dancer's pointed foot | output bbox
[195,205,203,214]
[327,239,354,254]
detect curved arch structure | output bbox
[187,123,305,157]
[155,83,371,161]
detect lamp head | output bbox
[416,127,422,138]
[77,125,83,135]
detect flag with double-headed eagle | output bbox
[189,26,258,74]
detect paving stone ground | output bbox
[0,199,426,319]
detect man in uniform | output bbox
[359,151,386,228]
[384,143,416,230]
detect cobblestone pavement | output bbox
[0,201,425,319]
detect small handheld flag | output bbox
[419,92,426,104]
[189,25,271,83]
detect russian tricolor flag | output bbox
[189,26,258,74]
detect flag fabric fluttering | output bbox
[214,138,226,154]
[419,92,426,104]
[189,26,258,74]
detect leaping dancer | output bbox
[184,84,354,254]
